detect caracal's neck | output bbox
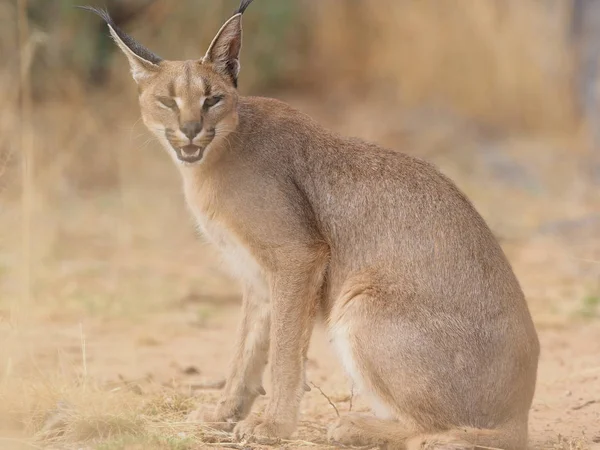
[173,129,236,196]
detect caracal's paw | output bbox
[186,404,237,432]
[327,414,384,447]
[327,415,366,447]
[233,414,294,444]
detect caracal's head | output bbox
[82,1,254,165]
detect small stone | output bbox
[182,365,201,375]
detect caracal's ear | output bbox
[77,6,162,84]
[202,0,255,88]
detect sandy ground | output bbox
[5,299,600,449]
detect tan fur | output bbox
[97,5,540,449]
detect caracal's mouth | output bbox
[176,144,204,163]
[165,128,215,164]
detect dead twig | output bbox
[204,444,246,449]
[189,379,226,390]
[17,0,35,316]
[310,382,340,418]
[571,399,597,410]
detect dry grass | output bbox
[1,376,216,449]
[0,376,340,449]
[0,1,590,133]
[552,434,589,450]
[307,0,581,133]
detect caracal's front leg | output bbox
[234,247,327,441]
[189,284,270,430]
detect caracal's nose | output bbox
[180,121,202,141]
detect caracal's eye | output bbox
[157,97,178,110]
[204,96,223,109]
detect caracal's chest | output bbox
[183,180,269,297]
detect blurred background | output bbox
[1,1,599,449]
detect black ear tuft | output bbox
[76,5,162,65]
[234,0,255,16]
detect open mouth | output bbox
[177,144,204,163]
